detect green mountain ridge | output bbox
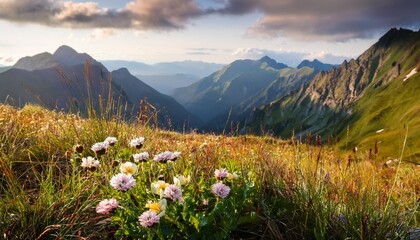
[172,56,321,126]
[247,28,420,160]
[202,66,319,132]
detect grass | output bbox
[0,103,418,239]
[343,71,420,162]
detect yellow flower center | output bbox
[125,166,135,174]
[147,202,161,213]
[158,182,168,190]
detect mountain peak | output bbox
[297,59,335,71]
[258,56,288,70]
[53,45,78,57]
[377,28,416,48]
[13,52,55,71]
[52,45,96,66]
[259,55,275,62]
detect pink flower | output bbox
[96,198,118,214]
[138,211,160,227]
[164,184,184,202]
[153,151,181,163]
[110,173,136,191]
[211,182,230,198]
[214,168,229,180]
[132,152,149,162]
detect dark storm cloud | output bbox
[206,0,258,15]
[214,0,420,40]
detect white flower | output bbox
[120,162,138,175]
[227,172,239,181]
[91,141,109,155]
[151,180,169,198]
[129,137,145,148]
[173,175,191,187]
[81,156,100,169]
[132,152,149,162]
[145,199,167,216]
[104,137,118,146]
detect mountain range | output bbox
[247,28,419,160]
[0,27,417,160]
[173,56,333,131]
[0,45,201,129]
[103,60,223,77]
[103,60,223,95]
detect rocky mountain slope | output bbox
[173,56,326,131]
[247,28,420,160]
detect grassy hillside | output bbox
[247,28,420,163]
[344,71,420,162]
[0,103,418,239]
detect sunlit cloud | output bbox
[0,0,418,41]
[90,28,116,39]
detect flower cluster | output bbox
[211,168,238,198]
[153,151,181,163]
[88,135,247,236]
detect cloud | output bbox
[214,0,420,41]
[0,0,203,30]
[127,0,203,29]
[185,47,229,55]
[206,0,258,15]
[0,0,418,40]
[232,47,349,66]
[0,55,14,64]
[90,28,115,39]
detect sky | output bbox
[0,0,418,67]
